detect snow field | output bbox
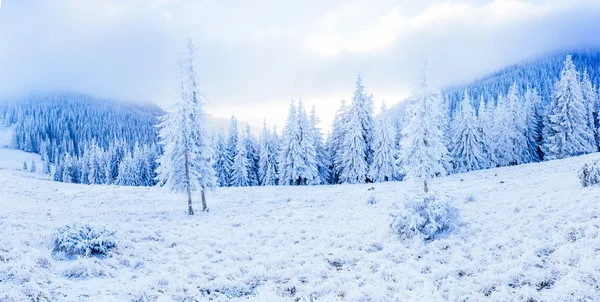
[1,153,600,301]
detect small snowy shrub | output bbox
[390,193,459,241]
[578,160,600,187]
[51,224,117,258]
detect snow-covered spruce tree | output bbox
[213,128,231,187]
[477,96,495,168]
[243,124,260,186]
[297,99,319,185]
[278,100,305,185]
[116,150,138,186]
[155,39,216,215]
[581,69,598,149]
[339,102,369,184]
[523,87,543,162]
[368,102,398,182]
[105,140,125,185]
[79,145,91,184]
[491,93,517,167]
[506,83,529,165]
[450,90,487,173]
[258,121,278,186]
[30,160,36,173]
[351,75,375,168]
[226,116,239,187]
[325,100,348,184]
[62,153,79,184]
[43,155,51,175]
[310,104,330,185]
[398,66,450,187]
[89,142,107,185]
[22,161,27,171]
[271,126,281,183]
[231,134,249,187]
[542,55,596,160]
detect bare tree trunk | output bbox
[184,151,194,215]
[423,179,429,194]
[201,187,207,212]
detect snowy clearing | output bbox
[1,153,600,301]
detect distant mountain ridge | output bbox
[442,50,600,113]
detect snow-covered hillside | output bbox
[1,154,600,301]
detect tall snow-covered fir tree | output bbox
[243,124,260,186]
[368,102,398,182]
[523,87,543,162]
[226,116,239,186]
[450,90,488,172]
[506,83,529,165]
[310,104,330,185]
[350,75,375,168]
[477,96,495,168]
[213,129,231,187]
[258,121,278,186]
[542,55,596,160]
[491,93,518,167]
[230,134,249,187]
[581,69,598,149]
[339,102,369,184]
[325,100,347,184]
[297,99,319,185]
[398,64,450,183]
[155,39,216,215]
[278,100,305,185]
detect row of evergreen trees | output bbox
[210,55,600,186]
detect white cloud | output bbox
[303,0,597,56]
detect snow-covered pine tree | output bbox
[30,160,36,173]
[226,116,239,186]
[230,134,249,187]
[105,140,125,185]
[43,155,51,175]
[368,102,398,182]
[477,95,495,168]
[213,128,231,187]
[450,90,487,172]
[271,126,281,184]
[258,121,278,186]
[278,100,305,185]
[89,142,107,185]
[80,145,91,184]
[339,103,368,184]
[297,99,319,185]
[325,100,347,184]
[542,55,596,160]
[310,104,330,185]
[62,153,79,184]
[116,150,137,186]
[491,93,517,167]
[581,69,598,149]
[22,161,27,171]
[155,39,216,215]
[351,75,375,167]
[506,83,529,164]
[399,64,450,184]
[523,87,543,162]
[243,124,260,186]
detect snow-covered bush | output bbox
[390,193,459,241]
[578,159,600,187]
[51,224,117,258]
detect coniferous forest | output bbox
[2,51,600,188]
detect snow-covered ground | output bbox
[1,153,600,301]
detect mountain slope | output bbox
[1,152,599,301]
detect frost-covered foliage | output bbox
[51,224,117,258]
[450,90,488,172]
[390,193,459,241]
[369,102,398,182]
[399,66,450,180]
[542,55,596,160]
[578,159,600,187]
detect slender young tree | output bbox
[155,39,216,215]
[581,69,598,148]
[542,55,596,160]
[30,160,36,173]
[368,102,397,182]
[325,100,347,184]
[477,96,495,168]
[506,83,529,165]
[243,124,260,186]
[297,99,319,185]
[258,121,278,186]
[339,105,368,184]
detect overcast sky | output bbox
[1,0,599,130]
